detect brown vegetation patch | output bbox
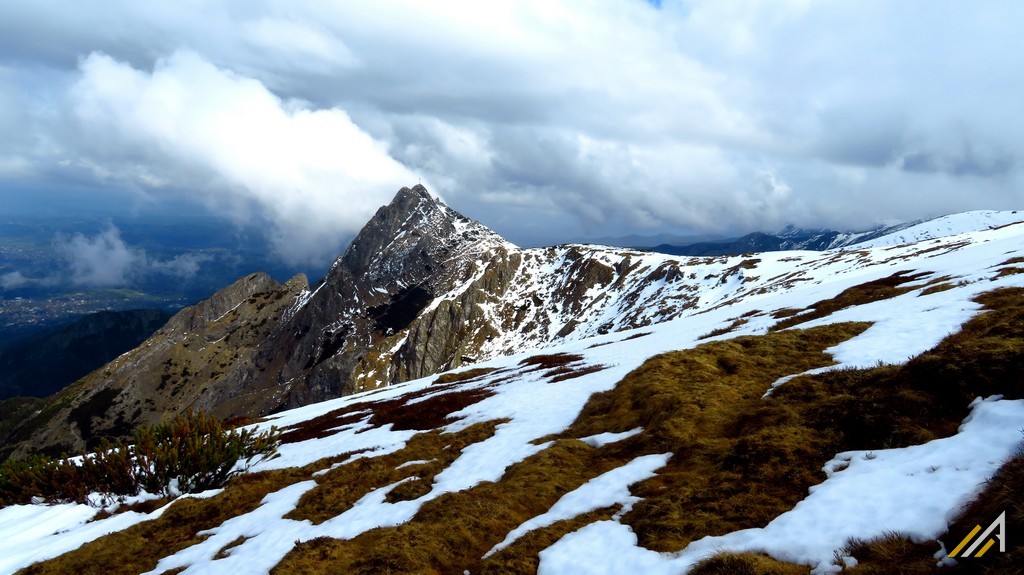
[89,496,171,522]
[689,552,808,575]
[838,532,937,574]
[547,364,609,383]
[275,437,642,575]
[286,420,503,524]
[519,353,584,370]
[518,352,609,383]
[919,282,957,296]
[19,463,329,575]
[995,266,1024,278]
[367,386,495,431]
[213,535,251,560]
[433,367,499,385]
[771,307,803,319]
[280,383,494,443]
[699,318,750,340]
[278,407,370,444]
[770,270,930,331]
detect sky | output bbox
[1,0,1022,267]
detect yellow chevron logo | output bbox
[949,511,1007,558]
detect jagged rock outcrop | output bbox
[256,185,517,407]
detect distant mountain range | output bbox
[639,222,919,256]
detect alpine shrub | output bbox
[0,411,280,506]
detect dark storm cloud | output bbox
[0,0,1022,258]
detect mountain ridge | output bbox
[641,210,1021,257]
[3,187,1023,463]
[3,198,1023,575]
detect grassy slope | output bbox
[17,287,1024,575]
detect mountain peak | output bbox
[336,185,508,281]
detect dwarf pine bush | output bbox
[0,411,280,506]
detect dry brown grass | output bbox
[837,532,937,574]
[213,536,250,560]
[545,363,609,383]
[278,406,370,444]
[995,266,1024,278]
[279,382,496,444]
[518,353,584,370]
[563,323,871,551]
[433,367,499,385]
[367,386,495,431]
[18,462,333,575]
[698,318,750,339]
[919,282,957,296]
[286,420,503,523]
[770,270,929,331]
[23,288,1024,575]
[275,436,640,575]
[689,552,808,575]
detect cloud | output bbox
[56,224,145,287]
[149,253,215,280]
[52,224,214,288]
[0,0,1022,249]
[1,271,33,290]
[66,50,417,265]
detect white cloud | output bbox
[149,253,215,280]
[57,224,145,287]
[1,271,33,290]
[68,50,417,264]
[52,224,215,288]
[0,0,1022,248]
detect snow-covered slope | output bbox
[3,211,1024,574]
[849,210,1024,249]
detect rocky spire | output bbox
[339,185,441,276]
[332,184,506,286]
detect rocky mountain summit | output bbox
[4,186,1022,462]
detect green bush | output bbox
[0,411,280,507]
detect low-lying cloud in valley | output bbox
[0,224,216,292]
[57,224,146,287]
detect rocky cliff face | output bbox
[6,185,829,458]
